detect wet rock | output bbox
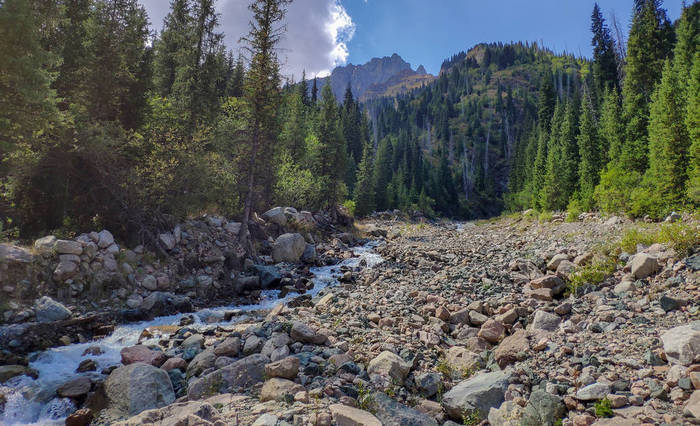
[251,264,281,289]
[442,370,511,419]
[57,377,92,398]
[105,363,175,417]
[661,322,700,366]
[76,359,97,372]
[120,345,167,367]
[65,408,93,426]
[367,351,412,383]
[34,296,72,322]
[0,365,36,383]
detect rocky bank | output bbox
[2,211,700,425]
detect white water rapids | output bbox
[0,242,383,425]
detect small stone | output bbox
[629,253,659,279]
[477,319,505,344]
[265,356,300,379]
[575,383,611,401]
[329,404,382,426]
[530,310,560,332]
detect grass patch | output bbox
[619,222,700,256]
[436,358,452,379]
[357,382,374,412]
[461,409,481,425]
[594,397,613,418]
[538,211,554,223]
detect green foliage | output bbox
[568,256,617,295]
[687,53,700,206]
[619,222,700,256]
[594,164,641,215]
[538,211,554,223]
[594,397,614,418]
[342,200,356,217]
[461,409,481,425]
[356,382,374,412]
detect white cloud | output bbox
[141,0,356,82]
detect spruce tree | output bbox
[311,77,318,104]
[620,0,674,173]
[599,87,623,163]
[353,141,376,216]
[299,70,310,106]
[317,83,347,207]
[577,89,601,210]
[540,101,566,210]
[643,60,690,213]
[591,3,619,95]
[672,2,700,85]
[239,0,290,246]
[687,53,700,205]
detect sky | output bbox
[140,0,684,80]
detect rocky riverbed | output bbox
[1,211,700,425]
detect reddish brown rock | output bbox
[120,345,167,367]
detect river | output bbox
[0,241,384,425]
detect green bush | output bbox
[594,398,613,418]
[343,200,356,217]
[619,222,700,255]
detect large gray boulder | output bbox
[371,392,438,426]
[187,354,268,400]
[661,321,700,366]
[34,296,72,322]
[263,207,287,226]
[442,370,511,420]
[272,233,306,263]
[105,363,175,417]
[520,390,566,426]
[34,236,57,256]
[367,351,412,383]
[629,253,659,279]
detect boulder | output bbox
[159,232,176,250]
[140,292,193,316]
[415,372,442,398]
[371,391,438,426]
[478,319,505,343]
[530,310,560,332]
[186,349,216,378]
[442,370,511,419]
[661,322,700,366]
[214,337,241,357]
[575,382,611,401]
[329,404,382,426]
[265,356,299,379]
[57,377,92,398]
[120,345,167,367]
[0,365,35,383]
[65,408,93,426]
[530,275,565,290]
[547,254,569,270]
[263,207,287,226]
[55,239,83,255]
[34,235,57,255]
[259,378,304,402]
[141,275,157,291]
[488,401,525,426]
[104,363,175,417]
[272,233,306,263]
[34,296,72,322]
[494,329,529,368]
[629,253,659,279]
[97,230,115,249]
[367,351,412,383]
[685,390,700,419]
[290,321,325,344]
[53,260,79,282]
[160,357,187,372]
[520,390,566,426]
[112,398,226,425]
[250,265,281,289]
[187,354,267,400]
[445,347,484,376]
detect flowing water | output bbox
[0,242,384,425]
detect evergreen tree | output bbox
[591,3,619,95]
[228,54,245,97]
[672,2,700,86]
[311,77,318,104]
[534,101,562,209]
[687,53,700,205]
[620,0,674,173]
[643,60,691,213]
[599,87,624,163]
[153,0,191,97]
[316,83,347,207]
[373,137,394,211]
[0,0,59,153]
[54,0,92,110]
[353,141,376,216]
[239,0,290,246]
[299,70,310,106]
[280,91,306,162]
[577,89,601,210]
[540,102,566,210]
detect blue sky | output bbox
[341,0,684,74]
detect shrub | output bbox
[538,210,554,223]
[343,199,356,217]
[594,398,613,418]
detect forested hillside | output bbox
[364,1,699,220]
[1,0,698,246]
